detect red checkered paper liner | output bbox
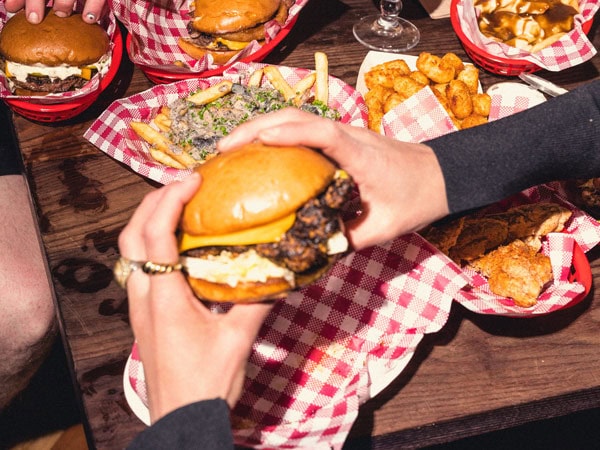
[456,0,598,71]
[381,81,546,142]
[0,1,118,103]
[127,233,470,449]
[83,62,368,185]
[110,0,308,73]
[446,185,600,316]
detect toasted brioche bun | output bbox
[179,142,342,303]
[182,142,337,236]
[191,0,281,34]
[185,259,334,303]
[0,10,109,66]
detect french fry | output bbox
[292,72,316,106]
[130,121,197,168]
[149,147,186,169]
[186,80,233,105]
[247,68,264,87]
[314,51,329,103]
[153,113,172,133]
[264,65,296,101]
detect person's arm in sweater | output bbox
[220,80,600,249]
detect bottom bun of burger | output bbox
[178,142,355,303]
[177,37,250,65]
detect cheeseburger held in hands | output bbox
[178,0,292,64]
[0,11,110,95]
[178,142,355,303]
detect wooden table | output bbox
[9,0,600,448]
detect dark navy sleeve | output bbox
[127,399,234,450]
[426,79,600,214]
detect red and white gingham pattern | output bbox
[382,87,458,142]
[109,0,308,72]
[128,233,469,449]
[457,0,599,71]
[487,87,545,120]
[0,1,117,102]
[83,62,368,185]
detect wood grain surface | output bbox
[9,0,600,448]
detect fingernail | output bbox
[54,10,68,18]
[86,12,96,22]
[28,12,40,23]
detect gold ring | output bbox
[113,257,184,289]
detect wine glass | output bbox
[353,0,420,52]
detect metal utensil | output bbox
[518,73,569,97]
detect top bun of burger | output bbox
[178,0,291,64]
[179,142,354,303]
[0,10,110,95]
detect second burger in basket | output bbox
[178,142,355,303]
[178,0,293,64]
[0,10,111,95]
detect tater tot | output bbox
[365,69,396,89]
[373,59,411,74]
[383,93,407,113]
[416,52,455,84]
[409,70,430,86]
[446,79,473,119]
[393,75,426,99]
[441,53,465,73]
[472,93,492,117]
[456,65,480,95]
[461,114,488,129]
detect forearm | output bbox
[427,80,600,214]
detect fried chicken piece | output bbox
[470,239,553,307]
[449,218,508,264]
[489,202,572,250]
[420,216,465,255]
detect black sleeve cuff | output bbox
[127,398,234,450]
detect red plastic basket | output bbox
[450,0,593,76]
[3,25,123,122]
[127,15,298,84]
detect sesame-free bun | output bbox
[191,0,281,34]
[0,10,109,66]
[181,142,337,236]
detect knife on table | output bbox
[518,73,569,97]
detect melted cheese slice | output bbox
[216,37,250,51]
[178,212,296,252]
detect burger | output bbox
[178,0,292,64]
[0,10,111,96]
[178,142,355,303]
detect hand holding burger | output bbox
[118,173,273,424]
[0,9,111,95]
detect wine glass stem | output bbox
[378,0,402,29]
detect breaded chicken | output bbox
[489,202,572,250]
[448,218,508,263]
[470,239,553,307]
[420,216,465,255]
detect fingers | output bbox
[3,0,26,13]
[118,173,200,284]
[52,0,76,18]
[81,0,107,23]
